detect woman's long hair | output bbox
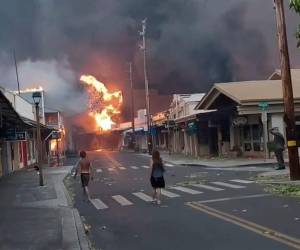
[152,150,162,166]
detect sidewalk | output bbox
[0,164,89,250]
[257,168,300,185]
[157,152,278,168]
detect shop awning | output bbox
[175,110,216,124]
[0,89,25,129]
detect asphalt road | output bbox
[67,150,300,250]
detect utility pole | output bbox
[139,18,152,154]
[13,49,20,95]
[274,0,300,180]
[129,62,136,149]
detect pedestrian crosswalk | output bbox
[230,179,254,184]
[132,192,153,202]
[169,186,203,195]
[211,181,245,189]
[164,163,175,167]
[94,163,179,173]
[190,184,224,192]
[88,179,255,211]
[89,198,109,210]
[112,195,133,206]
[161,189,181,198]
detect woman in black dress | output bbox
[150,150,165,204]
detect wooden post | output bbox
[217,125,222,157]
[274,0,300,180]
[129,62,136,149]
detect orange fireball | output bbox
[80,75,122,131]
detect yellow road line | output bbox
[186,202,300,250]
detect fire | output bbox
[50,140,57,151]
[80,75,122,131]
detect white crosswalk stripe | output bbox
[230,179,254,184]
[161,189,180,198]
[190,184,224,191]
[141,165,150,169]
[96,169,103,173]
[169,186,203,195]
[132,192,153,202]
[130,166,139,170]
[112,195,133,206]
[119,167,126,170]
[108,168,115,171]
[89,198,108,210]
[164,163,175,167]
[211,181,245,189]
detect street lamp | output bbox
[32,91,44,186]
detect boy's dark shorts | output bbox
[81,173,90,187]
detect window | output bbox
[243,124,262,152]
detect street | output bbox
[67,150,300,250]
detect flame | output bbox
[80,75,122,132]
[50,140,57,151]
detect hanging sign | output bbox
[259,101,269,110]
[5,130,27,141]
[233,117,247,126]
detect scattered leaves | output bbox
[265,184,300,197]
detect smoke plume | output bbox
[0,0,299,116]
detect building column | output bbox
[217,125,223,157]
[194,134,198,157]
[184,131,188,155]
[230,118,235,150]
[189,135,193,156]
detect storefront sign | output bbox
[187,122,198,135]
[51,131,61,139]
[233,117,247,126]
[5,130,27,141]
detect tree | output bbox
[290,0,300,47]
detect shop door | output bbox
[209,127,218,156]
[22,141,28,167]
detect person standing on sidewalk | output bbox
[74,151,93,199]
[150,150,165,205]
[270,127,285,170]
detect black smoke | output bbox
[0,0,299,114]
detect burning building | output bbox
[80,75,123,132]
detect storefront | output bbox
[195,78,300,158]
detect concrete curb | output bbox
[73,209,91,250]
[178,163,277,168]
[137,152,278,168]
[61,168,91,250]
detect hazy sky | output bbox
[0,0,299,114]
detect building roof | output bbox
[268,69,300,81]
[196,70,300,110]
[181,93,205,102]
